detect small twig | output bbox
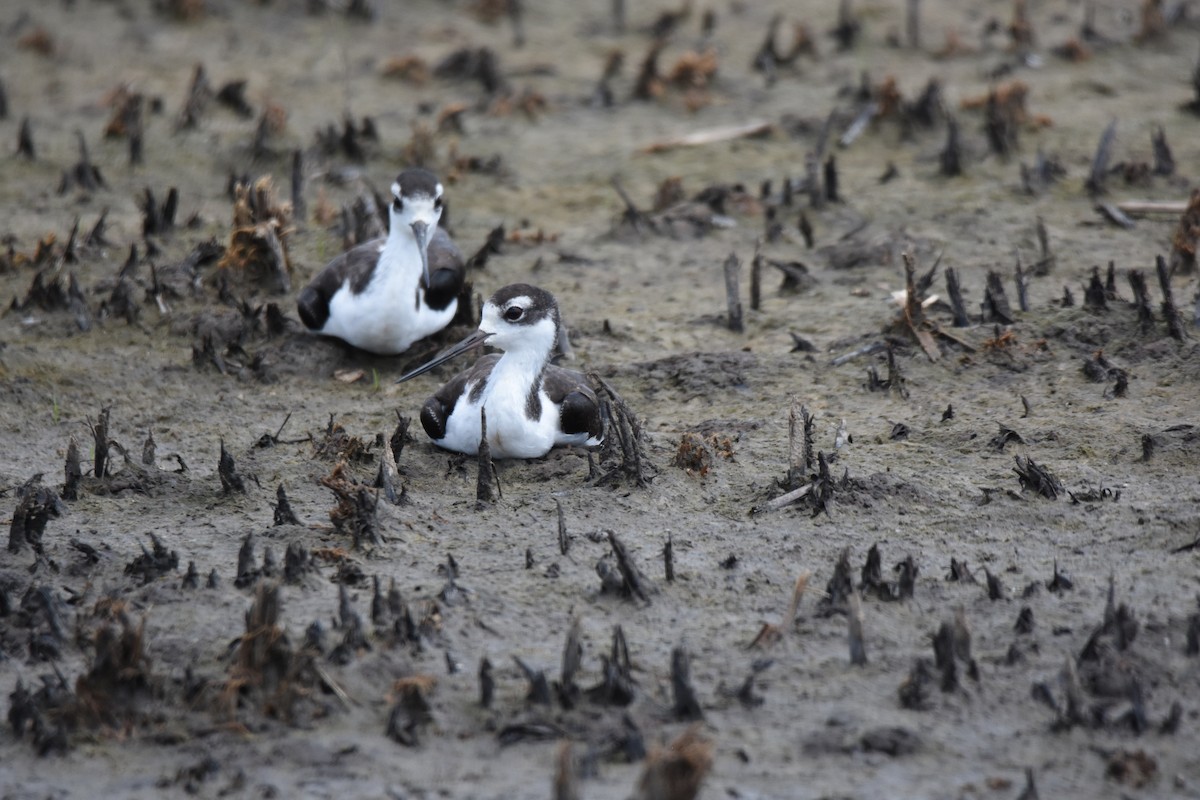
[723,251,743,333]
[750,239,762,312]
[1115,200,1189,215]
[313,662,354,709]
[829,340,886,367]
[1085,120,1117,196]
[1156,254,1187,341]
[639,120,773,154]
[946,267,971,327]
[765,482,813,511]
[838,102,878,149]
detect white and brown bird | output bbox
[396,284,603,459]
[297,168,465,354]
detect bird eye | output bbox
[392,198,403,212]
[434,197,443,211]
[504,306,524,322]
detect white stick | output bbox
[1115,200,1188,215]
[639,120,774,154]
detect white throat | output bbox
[369,225,424,306]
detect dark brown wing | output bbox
[424,228,466,312]
[543,366,602,439]
[296,238,385,331]
[419,354,500,440]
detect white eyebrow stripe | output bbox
[391,182,401,197]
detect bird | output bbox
[297,167,465,355]
[395,283,603,459]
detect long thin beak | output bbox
[410,220,430,288]
[395,329,491,383]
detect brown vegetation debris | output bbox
[666,49,718,90]
[1052,36,1092,62]
[380,55,430,84]
[161,0,206,21]
[403,122,437,167]
[319,461,382,548]
[633,725,713,800]
[470,0,512,24]
[488,88,547,119]
[653,177,685,212]
[1008,0,1035,50]
[17,27,55,56]
[221,583,321,722]
[1135,0,1166,43]
[673,432,735,477]
[876,75,903,118]
[260,102,288,136]
[934,28,970,59]
[437,102,469,134]
[218,177,293,293]
[103,87,143,139]
[1106,749,1158,787]
[1169,188,1200,274]
[748,572,811,648]
[385,675,437,746]
[633,40,667,101]
[74,615,153,728]
[961,81,1049,128]
[506,226,558,245]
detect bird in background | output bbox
[298,167,465,355]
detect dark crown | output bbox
[393,167,442,198]
[490,284,559,327]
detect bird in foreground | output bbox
[297,168,465,355]
[396,283,603,459]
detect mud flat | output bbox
[2,1,1199,798]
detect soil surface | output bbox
[2,1,1199,798]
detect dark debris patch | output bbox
[14,585,69,662]
[124,533,179,585]
[1068,484,1119,504]
[9,606,160,755]
[385,675,435,746]
[218,439,246,494]
[860,726,922,757]
[633,726,712,800]
[989,424,1025,452]
[1012,455,1063,499]
[7,476,64,558]
[859,543,918,601]
[1033,577,1172,736]
[817,546,855,616]
[328,584,371,665]
[11,265,92,332]
[584,626,636,707]
[589,372,655,488]
[273,484,301,526]
[8,671,74,756]
[947,558,977,584]
[319,462,382,549]
[670,646,703,722]
[219,582,329,724]
[74,613,156,731]
[932,610,980,694]
[313,416,376,464]
[596,531,653,604]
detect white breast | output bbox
[322,239,456,355]
[439,364,560,459]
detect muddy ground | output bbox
[2,0,1200,798]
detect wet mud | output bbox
[2,1,1200,798]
